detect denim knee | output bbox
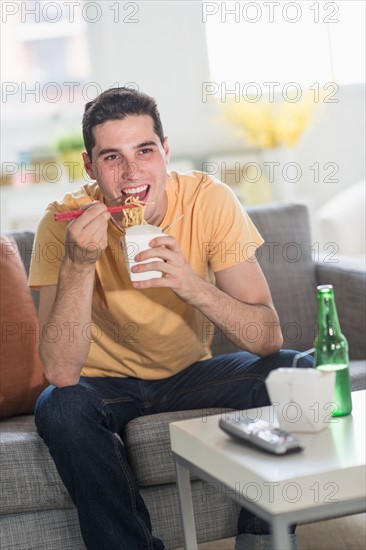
[34,384,103,440]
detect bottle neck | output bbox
[317,292,342,338]
[315,286,349,375]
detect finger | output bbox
[149,235,180,251]
[68,210,110,245]
[132,276,173,290]
[131,261,175,277]
[81,201,100,210]
[69,214,111,244]
[84,210,111,232]
[69,202,108,229]
[135,246,177,263]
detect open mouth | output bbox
[121,184,150,202]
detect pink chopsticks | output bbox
[54,204,138,221]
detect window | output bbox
[1,1,91,165]
[204,1,365,90]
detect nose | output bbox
[121,160,140,182]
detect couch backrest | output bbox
[211,203,318,354]
[248,203,318,351]
[10,231,40,311]
[10,203,318,354]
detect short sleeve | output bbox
[28,208,67,288]
[28,182,99,288]
[200,179,264,272]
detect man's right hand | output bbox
[64,201,111,266]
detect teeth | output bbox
[122,185,148,195]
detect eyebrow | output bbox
[97,148,119,158]
[135,141,158,149]
[97,141,158,158]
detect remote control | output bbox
[219,416,304,455]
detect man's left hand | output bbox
[131,235,205,304]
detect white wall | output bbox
[295,84,365,206]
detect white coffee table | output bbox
[169,390,366,550]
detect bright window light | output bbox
[204,1,365,89]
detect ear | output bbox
[83,152,97,180]
[163,137,170,164]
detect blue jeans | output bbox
[35,350,313,549]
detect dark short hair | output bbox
[82,87,165,159]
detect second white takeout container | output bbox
[121,224,164,282]
[266,368,336,433]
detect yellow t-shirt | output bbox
[29,171,264,379]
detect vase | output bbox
[261,147,299,203]
[240,154,273,206]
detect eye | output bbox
[139,148,153,155]
[105,154,120,161]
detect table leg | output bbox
[174,460,198,550]
[271,518,292,550]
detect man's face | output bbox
[83,115,170,226]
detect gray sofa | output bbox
[1,203,365,549]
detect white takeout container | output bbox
[266,368,336,433]
[121,224,164,282]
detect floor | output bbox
[175,513,366,549]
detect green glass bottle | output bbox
[314,285,352,417]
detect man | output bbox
[31,87,311,549]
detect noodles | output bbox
[121,196,147,228]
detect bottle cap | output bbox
[317,285,333,294]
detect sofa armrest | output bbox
[315,259,366,359]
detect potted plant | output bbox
[55,132,85,182]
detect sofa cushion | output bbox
[0,236,47,419]
[0,416,73,515]
[0,409,231,514]
[0,508,85,550]
[123,408,233,487]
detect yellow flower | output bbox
[222,92,317,149]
